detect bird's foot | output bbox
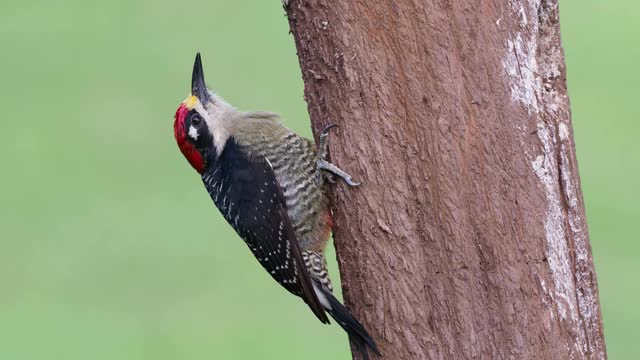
[317,160,361,186]
[315,124,361,186]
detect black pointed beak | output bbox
[191,53,211,103]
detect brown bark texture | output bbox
[285,0,606,359]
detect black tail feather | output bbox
[319,286,381,358]
[351,334,372,360]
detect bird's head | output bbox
[174,53,234,173]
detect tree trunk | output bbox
[284,1,606,359]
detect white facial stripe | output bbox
[188,125,199,140]
[193,98,230,156]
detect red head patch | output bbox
[174,104,205,173]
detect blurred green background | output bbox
[0,0,636,359]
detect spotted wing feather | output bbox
[201,139,329,324]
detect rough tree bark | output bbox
[284,1,606,359]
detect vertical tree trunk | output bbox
[285,1,606,359]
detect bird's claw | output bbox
[321,123,339,136]
[315,123,361,187]
[344,177,361,187]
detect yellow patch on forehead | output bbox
[184,95,198,110]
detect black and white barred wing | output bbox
[201,140,329,324]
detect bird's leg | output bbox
[315,124,337,185]
[316,124,361,187]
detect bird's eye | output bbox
[191,114,202,126]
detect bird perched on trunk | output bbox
[173,53,380,359]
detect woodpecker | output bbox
[173,53,380,359]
